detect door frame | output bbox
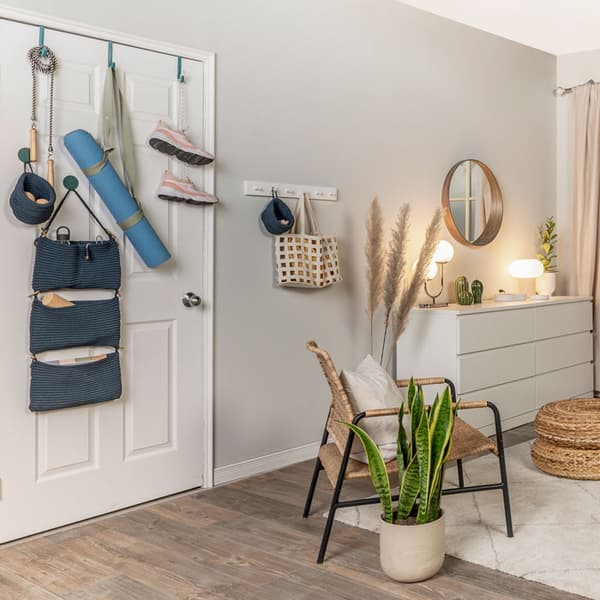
[0,4,215,488]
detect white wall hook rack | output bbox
[243,180,338,202]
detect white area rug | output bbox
[332,441,600,599]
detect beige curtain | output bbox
[571,83,600,392]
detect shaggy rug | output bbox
[332,441,600,599]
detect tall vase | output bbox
[536,272,557,296]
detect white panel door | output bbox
[0,20,213,542]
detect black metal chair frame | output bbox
[302,378,514,564]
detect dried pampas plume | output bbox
[365,197,386,352]
[385,208,443,367]
[380,204,410,363]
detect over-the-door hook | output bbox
[107,41,115,69]
[39,27,48,57]
[177,56,184,82]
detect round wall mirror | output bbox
[441,159,503,247]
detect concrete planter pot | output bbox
[379,511,445,582]
[536,272,557,296]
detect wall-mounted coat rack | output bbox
[243,180,338,202]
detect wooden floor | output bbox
[0,423,589,599]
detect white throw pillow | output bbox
[341,355,403,463]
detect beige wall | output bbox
[5,0,556,468]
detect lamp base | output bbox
[419,302,449,309]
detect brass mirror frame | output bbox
[441,159,503,248]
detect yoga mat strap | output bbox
[118,208,144,231]
[82,147,113,177]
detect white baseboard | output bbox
[213,440,321,486]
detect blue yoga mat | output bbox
[64,129,171,268]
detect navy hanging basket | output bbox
[9,172,56,225]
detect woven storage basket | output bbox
[532,398,600,480]
[275,193,341,289]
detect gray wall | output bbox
[5,0,556,468]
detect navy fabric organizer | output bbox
[32,236,121,291]
[30,352,122,412]
[29,184,123,412]
[30,295,121,354]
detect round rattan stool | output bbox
[532,398,600,480]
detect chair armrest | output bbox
[456,400,488,410]
[396,377,446,388]
[362,408,401,418]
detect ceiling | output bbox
[398,0,600,55]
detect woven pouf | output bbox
[532,398,600,480]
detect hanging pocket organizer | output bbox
[28,178,123,412]
[32,184,121,292]
[30,295,120,354]
[30,351,122,412]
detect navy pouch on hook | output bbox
[260,190,295,234]
[9,171,56,225]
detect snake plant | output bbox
[345,379,455,524]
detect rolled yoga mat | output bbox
[64,129,171,268]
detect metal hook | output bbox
[107,41,115,69]
[39,27,48,58]
[177,56,184,82]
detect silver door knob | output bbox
[182,292,201,307]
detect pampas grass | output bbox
[384,208,443,367]
[380,204,410,363]
[365,197,386,353]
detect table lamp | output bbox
[420,240,455,308]
[508,259,544,299]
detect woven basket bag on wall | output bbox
[275,193,341,288]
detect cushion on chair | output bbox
[341,355,404,462]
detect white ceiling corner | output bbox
[397,0,600,55]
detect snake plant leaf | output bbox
[428,392,440,426]
[396,455,419,521]
[410,385,425,453]
[407,378,416,412]
[426,386,455,520]
[415,408,432,524]
[397,401,408,479]
[344,422,394,524]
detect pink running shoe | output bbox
[156,170,218,205]
[148,121,214,166]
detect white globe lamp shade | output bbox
[509,259,544,279]
[433,240,454,264]
[412,259,438,281]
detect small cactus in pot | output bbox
[455,276,473,305]
[471,280,483,304]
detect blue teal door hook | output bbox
[177,56,184,82]
[107,41,115,69]
[39,27,48,58]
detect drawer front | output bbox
[458,343,535,394]
[457,309,534,354]
[535,363,594,409]
[535,301,592,340]
[535,331,593,374]
[459,378,536,430]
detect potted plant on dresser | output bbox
[536,216,558,296]
[345,379,456,582]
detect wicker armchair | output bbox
[303,340,513,564]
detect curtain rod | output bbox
[0,15,202,62]
[555,79,597,96]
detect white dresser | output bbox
[396,296,594,434]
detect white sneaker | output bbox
[156,170,218,205]
[148,121,214,166]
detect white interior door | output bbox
[0,19,214,542]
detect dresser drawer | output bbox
[535,301,592,340]
[535,363,594,409]
[458,343,535,393]
[458,378,536,429]
[535,331,593,374]
[457,309,534,354]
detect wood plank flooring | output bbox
[0,423,589,599]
